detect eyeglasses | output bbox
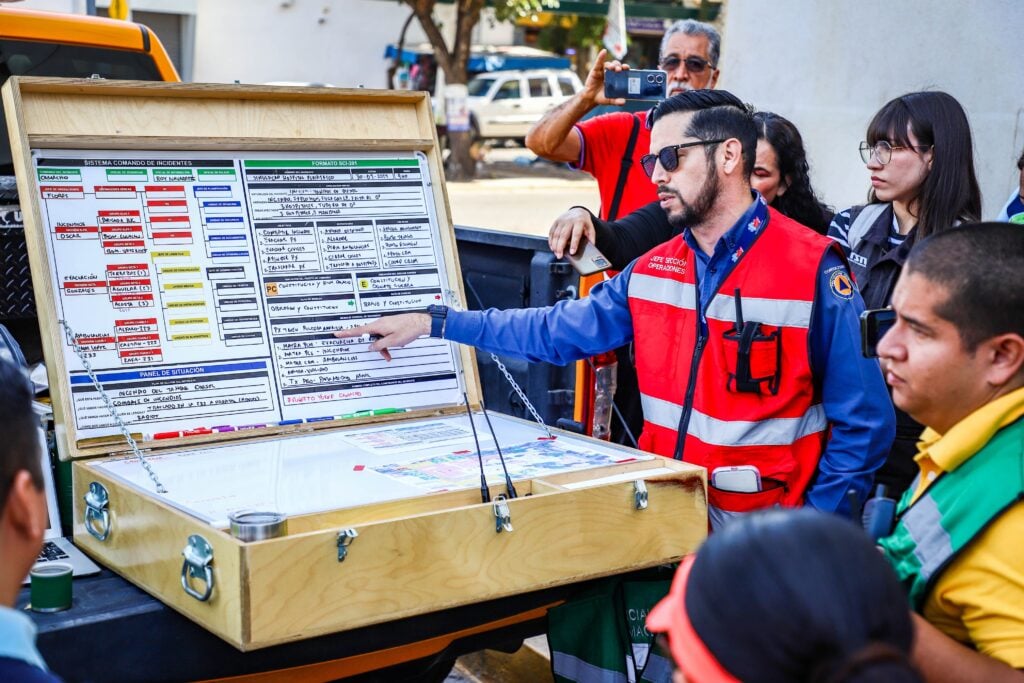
[859,140,933,165]
[658,55,715,74]
[640,139,726,178]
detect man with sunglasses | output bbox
[338,90,893,525]
[526,19,721,222]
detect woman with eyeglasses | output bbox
[646,509,923,683]
[828,91,981,497]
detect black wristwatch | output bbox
[427,304,448,338]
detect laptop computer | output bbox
[22,422,101,585]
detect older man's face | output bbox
[659,33,719,96]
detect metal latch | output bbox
[180,535,215,602]
[84,482,111,541]
[634,480,649,511]
[336,528,358,562]
[493,495,513,533]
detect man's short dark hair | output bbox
[647,90,757,177]
[905,222,1024,350]
[0,359,41,514]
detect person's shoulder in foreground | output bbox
[0,358,63,682]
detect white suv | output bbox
[466,68,583,142]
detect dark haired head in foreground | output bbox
[648,509,922,683]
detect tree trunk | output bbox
[446,130,475,181]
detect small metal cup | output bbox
[228,511,287,542]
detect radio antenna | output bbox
[480,398,516,499]
[464,393,490,503]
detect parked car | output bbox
[466,68,583,143]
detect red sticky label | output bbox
[353,465,365,471]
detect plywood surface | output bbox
[242,467,706,648]
[72,462,246,644]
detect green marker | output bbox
[371,408,407,416]
[339,408,407,419]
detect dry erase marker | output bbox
[181,427,212,437]
[371,408,407,416]
[149,430,182,440]
[212,425,236,433]
[277,419,303,426]
[306,416,335,423]
[237,423,268,431]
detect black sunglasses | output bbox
[640,139,726,178]
[658,55,715,74]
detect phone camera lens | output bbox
[646,74,655,83]
[656,75,664,84]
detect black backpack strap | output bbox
[607,113,641,221]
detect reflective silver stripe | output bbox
[551,652,628,683]
[629,272,813,328]
[902,494,952,583]
[689,404,826,446]
[640,393,683,431]
[641,393,826,447]
[705,291,813,328]
[628,273,697,310]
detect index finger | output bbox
[334,323,373,339]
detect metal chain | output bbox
[58,319,167,493]
[444,289,552,437]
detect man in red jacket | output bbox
[526,20,721,221]
[339,90,893,527]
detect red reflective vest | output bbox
[627,208,840,524]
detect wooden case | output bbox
[3,77,707,650]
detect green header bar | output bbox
[37,168,81,176]
[198,169,236,176]
[244,159,418,168]
[107,168,147,176]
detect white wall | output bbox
[718,0,1024,217]
[190,0,425,87]
[190,0,515,89]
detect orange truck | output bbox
[1,5,179,358]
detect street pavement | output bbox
[444,146,599,238]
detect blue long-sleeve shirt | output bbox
[446,198,895,515]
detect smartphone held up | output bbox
[604,69,668,101]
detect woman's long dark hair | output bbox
[866,91,981,240]
[685,510,922,683]
[754,111,833,234]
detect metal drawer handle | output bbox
[84,482,111,541]
[180,534,215,602]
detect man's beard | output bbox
[661,161,719,229]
